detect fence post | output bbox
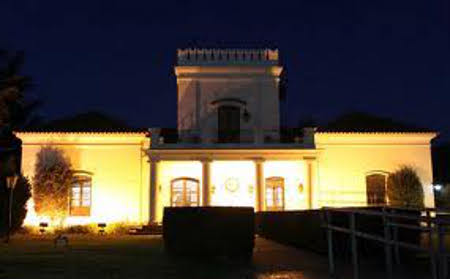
[391,208,401,265]
[383,207,393,279]
[350,212,359,279]
[427,210,438,279]
[325,209,336,278]
[437,218,447,279]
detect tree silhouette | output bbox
[0,50,41,134]
[0,50,40,235]
[0,175,31,236]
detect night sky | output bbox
[2,0,449,141]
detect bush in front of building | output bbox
[163,207,254,262]
[387,166,424,208]
[16,225,41,235]
[19,222,133,235]
[0,175,32,236]
[106,222,132,235]
[255,210,327,254]
[54,224,97,235]
[33,146,73,226]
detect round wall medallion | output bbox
[225,177,240,193]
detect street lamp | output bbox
[433,184,443,191]
[5,174,19,243]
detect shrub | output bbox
[51,223,132,235]
[17,225,41,235]
[163,207,254,262]
[33,146,72,225]
[107,222,131,235]
[387,166,424,208]
[0,175,32,236]
[54,224,97,235]
[17,223,133,236]
[256,210,327,254]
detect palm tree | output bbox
[0,50,41,136]
[0,50,39,237]
[1,50,41,196]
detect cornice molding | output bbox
[174,65,283,77]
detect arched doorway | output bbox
[171,177,200,207]
[265,177,285,211]
[218,105,240,143]
[366,173,387,206]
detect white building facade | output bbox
[146,49,436,224]
[18,48,436,226]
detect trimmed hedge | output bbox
[163,207,254,261]
[256,210,327,254]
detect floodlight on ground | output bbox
[39,222,48,234]
[98,223,107,235]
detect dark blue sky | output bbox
[2,0,449,140]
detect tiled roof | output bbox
[316,112,435,133]
[14,111,148,134]
[14,127,148,134]
[316,128,435,133]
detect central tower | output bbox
[174,49,283,144]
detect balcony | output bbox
[148,127,315,149]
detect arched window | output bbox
[171,177,200,207]
[366,173,388,206]
[265,177,285,211]
[70,174,92,216]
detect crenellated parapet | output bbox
[177,48,279,66]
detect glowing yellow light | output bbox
[298,183,304,193]
[19,132,149,227]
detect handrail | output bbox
[323,206,450,225]
[322,206,446,279]
[151,127,308,145]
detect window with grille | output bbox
[265,177,285,211]
[70,175,92,216]
[171,177,200,207]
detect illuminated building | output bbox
[18,49,436,226]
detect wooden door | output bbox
[218,106,240,143]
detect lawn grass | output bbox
[0,234,256,279]
[1,233,435,279]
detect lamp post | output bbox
[5,174,19,243]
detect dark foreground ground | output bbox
[0,235,435,279]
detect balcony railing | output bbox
[149,127,315,149]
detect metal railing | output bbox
[151,127,309,146]
[322,207,450,279]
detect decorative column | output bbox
[201,159,212,206]
[305,158,316,209]
[254,159,265,212]
[149,157,160,224]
